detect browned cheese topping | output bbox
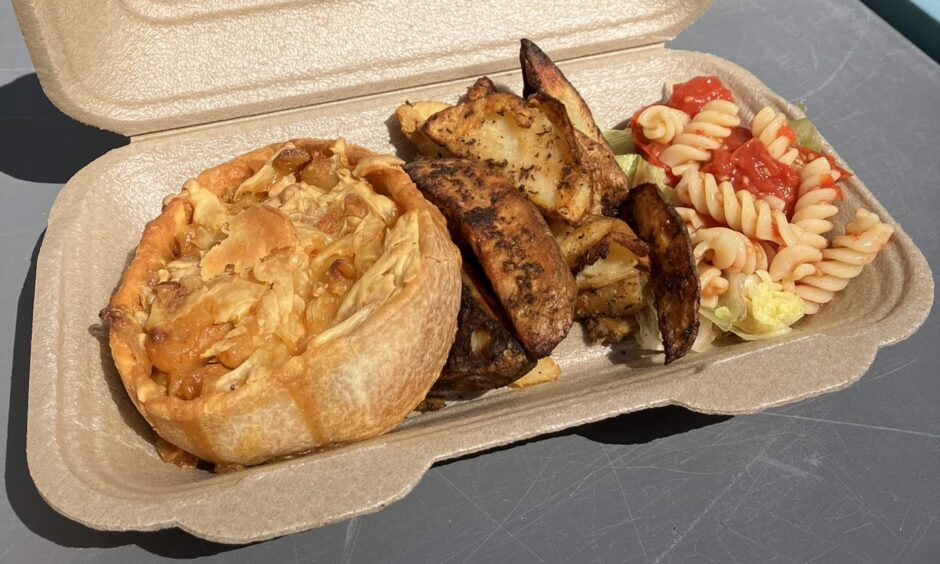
[140,141,421,399]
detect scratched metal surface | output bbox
[1,0,938,562]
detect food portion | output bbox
[100,41,898,472]
[520,38,630,215]
[397,39,704,365]
[624,184,700,363]
[406,159,576,359]
[620,76,894,347]
[104,139,461,466]
[423,90,597,225]
[434,265,535,392]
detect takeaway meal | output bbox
[103,40,893,468]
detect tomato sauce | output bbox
[666,76,734,116]
[626,74,845,217]
[703,139,801,213]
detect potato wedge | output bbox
[435,267,535,391]
[551,215,649,274]
[520,38,603,144]
[466,76,496,101]
[576,130,632,215]
[581,316,636,346]
[395,100,452,158]
[623,183,700,364]
[422,90,595,225]
[520,39,630,214]
[575,270,648,319]
[508,357,561,389]
[406,159,576,358]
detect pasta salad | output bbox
[609,76,894,350]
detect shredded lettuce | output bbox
[603,129,636,155]
[634,298,664,352]
[788,116,823,153]
[614,154,681,206]
[701,271,804,341]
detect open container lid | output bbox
[13,0,710,137]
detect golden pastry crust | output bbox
[106,139,461,466]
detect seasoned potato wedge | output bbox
[435,267,535,392]
[466,76,497,101]
[406,159,576,358]
[575,270,648,319]
[581,316,636,346]
[623,183,700,364]
[520,39,630,214]
[520,38,603,143]
[395,100,452,158]
[422,90,595,225]
[576,131,632,215]
[551,216,649,274]
[508,357,561,389]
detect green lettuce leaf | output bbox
[788,116,823,153]
[615,154,681,206]
[603,129,635,155]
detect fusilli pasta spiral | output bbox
[660,100,741,168]
[676,166,827,249]
[793,209,894,314]
[750,106,798,166]
[698,265,729,308]
[637,105,690,145]
[691,227,770,274]
[768,245,822,288]
[675,206,707,232]
[790,156,841,237]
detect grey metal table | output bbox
[2,0,938,562]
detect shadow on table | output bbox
[0,74,127,183]
[1,73,239,558]
[441,406,732,467]
[5,238,244,558]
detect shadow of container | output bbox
[0,73,128,183]
[862,0,940,62]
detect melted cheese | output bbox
[145,141,421,398]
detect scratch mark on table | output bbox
[760,413,940,439]
[759,457,823,481]
[803,545,839,564]
[798,31,864,99]
[843,521,872,535]
[618,465,725,477]
[604,446,649,564]
[437,472,546,563]
[501,457,551,524]
[860,358,918,386]
[340,516,360,564]
[651,466,747,564]
[890,518,929,564]
[723,523,799,563]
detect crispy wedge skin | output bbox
[575,271,647,319]
[576,130,632,215]
[466,76,496,101]
[520,38,603,143]
[582,316,636,346]
[422,91,594,225]
[623,183,700,364]
[406,159,576,358]
[520,39,630,215]
[395,100,452,158]
[552,215,649,274]
[435,268,535,391]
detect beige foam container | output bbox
[15,0,933,544]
